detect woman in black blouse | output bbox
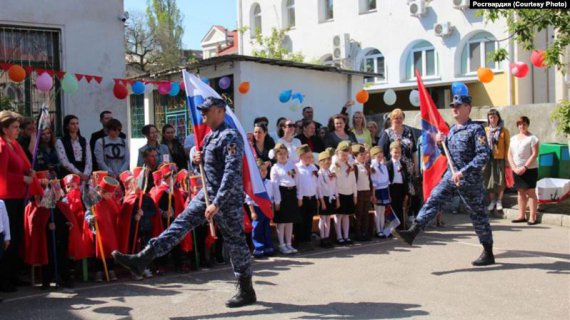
[161,124,188,171]
[252,123,275,163]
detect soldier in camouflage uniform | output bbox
[113,97,256,308]
[396,95,495,266]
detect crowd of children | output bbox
[0,139,411,290]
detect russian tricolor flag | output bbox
[182,71,273,219]
[416,70,450,201]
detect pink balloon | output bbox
[510,62,529,78]
[36,72,53,92]
[158,82,171,95]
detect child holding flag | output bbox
[248,160,276,258]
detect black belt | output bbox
[280,186,296,191]
[303,196,317,201]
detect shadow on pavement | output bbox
[432,261,570,276]
[170,301,428,319]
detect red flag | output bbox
[75,74,84,81]
[416,70,450,201]
[94,76,103,84]
[85,75,94,83]
[56,71,66,80]
[0,62,10,71]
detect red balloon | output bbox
[355,89,369,104]
[8,65,26,82]
[238,82,250,94]
[158,82,171,95]
[113,83,128,100]
[179,80,185,91]
[530,50,546,68]
[510,62,529,78]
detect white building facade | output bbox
[237,0,567,111]
[0,0,127,136]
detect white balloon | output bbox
[383,89,397,106]
[409,90,420,107]
[145,83,154,93]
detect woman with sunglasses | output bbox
[274,119,302,163]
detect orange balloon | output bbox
[355,89,369,104]
[238,81,250,94]
[8,65,26,83]
[477,67,494,83]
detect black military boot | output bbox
[472,243,495,266]
[393,223,421,246]
[225,276,257,308]
[112,246,156,277]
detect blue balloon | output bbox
[132,81,145,95]
[292,93,304,104]
[169,82,180,96]
[279,90,292,103]
[201,77,209,84]
[451,82,468,96]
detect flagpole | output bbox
[199,163,217,239]
[131,168,148,254]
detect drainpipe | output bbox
[237,0,244,55]
[347,74,353,116]
[507,35,514,106]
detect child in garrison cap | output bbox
[294,144,319,249]
[352,144,373,242]
[369,147,391,238]
[270,143,300,255]
[317,148,339,248]
[331,141,357,245]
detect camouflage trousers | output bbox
[415,172,493,245]
[148,190,252,277]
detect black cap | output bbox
[450,95,472,107]
[197,97,226,111]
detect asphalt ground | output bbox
[1,214,568,319]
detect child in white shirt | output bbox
[370,146,391,238]
[331,141,357,245]
[294,145,319,248]
[317,149,339,248]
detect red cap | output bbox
[176,169,188,185]
[190,175,203,188]
[152,170,163,184]
[92,171,108,185]
[133,167,144,180]
[35,170,50,180]
[63,174,81,188]
[119,171,133,184]
[99,176,119,193]
[160,163,177,177]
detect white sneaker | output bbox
[496,201,503,211]
[487,200,496,211]
[94,272,103,282]
[132,273,143,281]
[279,244,291,254]
[143,269,153,278]
[287,245,298,253]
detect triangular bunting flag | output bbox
[94,76,103,84]
[56,71,66,80]
[35,68,45,75]
[85,75,93,83]
[46,70,55,77]
[23,66,33,75]
[75,74,84,81]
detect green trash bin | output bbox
[539,143,570,178]
[538,152,556,180]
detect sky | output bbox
[124,0,237,50]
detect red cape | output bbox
[66,190,93,259]
[85,198,120,259]
[23,201,76,265]
[149,184,193,252]
[117,193,163,254]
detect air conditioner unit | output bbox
[409,0,426,17]
[452,0,470,10]
[434,21,454,37]
[332,33,350,61]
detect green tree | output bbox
[480,9,570,71]
[146,0,187,71]
[125,11,157,75]
[245,27,304,63]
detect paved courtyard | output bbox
[1,214,568,319]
